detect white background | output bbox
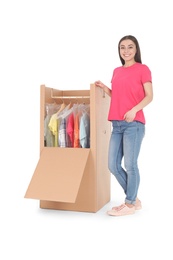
[0,0,172,259]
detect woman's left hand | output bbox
[124,109,136,122]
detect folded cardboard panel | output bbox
[25,147,90,203]
[40,151,97,212]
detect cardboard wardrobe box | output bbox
[24,84,111,212]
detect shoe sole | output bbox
[112,204,142,211]
[107,210,135,216]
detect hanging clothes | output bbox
[48,102,66,147]
[66,112,74,147]
[44,103,60,147]
[58,117,67,147]
[45,101,90,148]
[80,112,90,148]
[57,106,73,147]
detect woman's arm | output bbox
[124,81,153,122]
[95,80,112,97]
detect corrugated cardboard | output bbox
[24,84,111,212]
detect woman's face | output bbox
[119,39,137,63]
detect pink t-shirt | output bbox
[108,62,152,124]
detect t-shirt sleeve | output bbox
[141,65,152,84]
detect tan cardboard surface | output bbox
[24,84,111,212]
[25,147,90,203]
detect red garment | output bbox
[74,113,80,148]
[66,113,74,147]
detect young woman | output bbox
[95,35,153,216]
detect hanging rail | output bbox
[51,88,90,99]
[51,88,105,99]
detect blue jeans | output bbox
[108,120,145,205]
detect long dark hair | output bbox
[118,35,142,65]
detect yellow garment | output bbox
[48,103,66,147]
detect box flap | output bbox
[25,148,90,203]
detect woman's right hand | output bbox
[94,80,105,89]
[94,80,111,97]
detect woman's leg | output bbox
[108,121,127,194]
[123,121,145,205]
